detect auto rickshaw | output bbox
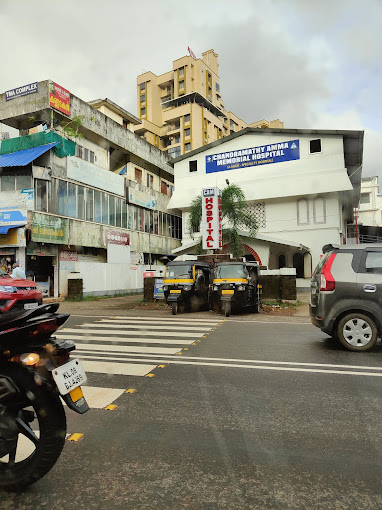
[163,261,212,315]
[210,261,261,317]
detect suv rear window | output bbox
[312,252,331,277]
[365,252,382,274]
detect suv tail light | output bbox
[320,253,336,291]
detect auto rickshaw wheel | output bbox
[224,302,231,317]
[171,302,178,315]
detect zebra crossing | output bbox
[55,315,222,409]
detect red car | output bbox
[0,267,43,317]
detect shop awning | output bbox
[0,224,25,234]
[0,142,58,168]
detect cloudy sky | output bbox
[0,0,381,177]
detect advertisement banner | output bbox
[5,82,38,101]
[67,156,124,196]
[31,213,68,244]
[105,230,130,246]
[0,189,34,211]
[154,278,164,299]
[206,139,300,173]
[201,187,222,250]
[49,81,70,116]
[59,250,78,262]
[127,187,156,209]
[0,209,27,226]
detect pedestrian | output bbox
[11,262,26,279]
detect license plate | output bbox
[24,302,39,310]
[170,290,181,294]
[52,359,87,396]
[222,290,234,295]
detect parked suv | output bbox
[0,267,43,318]
[310,243,382,352]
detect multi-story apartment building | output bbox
[135,49,283,158]
[0,80,181,297]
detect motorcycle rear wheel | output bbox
[0,363,67,492]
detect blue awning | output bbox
[0,142,58,167]
[0,224,25,234]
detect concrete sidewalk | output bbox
[46,292,311,321]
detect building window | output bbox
[140,94,146,103]
[184,128,191,137]
[140,82,145,91]
[147,174,154,189]
[58,180,68,216]
[297,198,309,225]
[313,196,326,224]
[293,253,305,278]
[174,135,180,144]
[360,193,371,204]
[35,180,48,213]
[135,168,142,183]
[89,151,95,164]
[67,182,76,217]
[185,143,191,152]
[278,254,286,269]
[189,161,197,172]
[310,139,321,154]
[179,80,184,89]
[215,83,220,92]
[184,114,190,123]
[77,145,83,159]
[140,107,146,117]
[94,190,102,223]
[179,67,184,76]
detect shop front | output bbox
[28,212,68,297]
[0,217,27,274]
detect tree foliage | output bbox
[187,183,258,258]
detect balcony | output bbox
[166,123,181,134]
[167,146,181,159]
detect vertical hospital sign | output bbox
[201,187,222,250]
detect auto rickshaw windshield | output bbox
[165,265,193,279]
[215,264,247,279]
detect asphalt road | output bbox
[2,314,382,509]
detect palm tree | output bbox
[187,183,257,257]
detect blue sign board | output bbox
[0,209,27,226]
[206,139,300,174]
[154,278,164,300]
[5,82,38,101]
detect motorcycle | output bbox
[0,303,88,492]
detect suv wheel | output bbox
[337,313,378,352]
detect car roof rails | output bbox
[322,243,340,254]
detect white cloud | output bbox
[0,0,380,174]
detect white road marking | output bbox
[61,328,200,338]
[113,316,220,323]
[226,319,312,325]
[81,386,125,409]
[55,334,192,345]
[80,323,209,331]
[80,360,156,376]
[77,354,382,378]
[100,317,222,327]
[75,343,182,355]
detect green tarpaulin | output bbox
[0,132,76,158]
